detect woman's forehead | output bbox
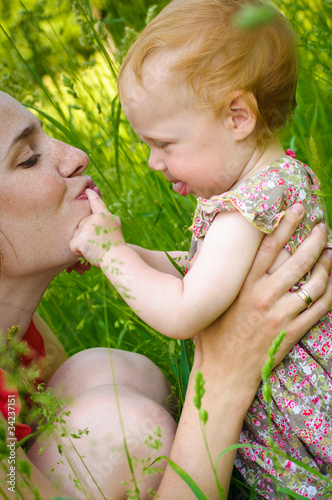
[0,92,37,139]
[0,93,40,168]
[0,91,36,119]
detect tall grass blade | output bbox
[276,487,308,499]
[180,339,191,396]
[165,251,185,277]
[0,24,65,120]
[153,455,208,500]
[249,480,259,500]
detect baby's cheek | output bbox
[267,247,291,274]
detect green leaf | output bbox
[24,105,84,150]
[249,479,259,500]
[165,251,185,277]
[234,4,277,30]
[199,409,208,425]
[181,339,191,396]
[193,370,205,410]
[17,458,32,478]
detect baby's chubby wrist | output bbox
[99,240,127,275]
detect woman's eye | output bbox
[19,154,41,168]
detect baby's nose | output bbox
[148,150,166,171]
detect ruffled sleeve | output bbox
[191,182,286,239]
[190,157,332,254]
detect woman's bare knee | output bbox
[47,347,174,411]
[27,384,176,499]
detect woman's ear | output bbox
[223,92,257,141]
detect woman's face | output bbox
[0,91,93,276]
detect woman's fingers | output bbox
[290,249,332,323]
[249,205,305,279]
[272,250,332,365]
[273,279,332,367]
[292,280,332,334]
[276,247,332,316]
[293,249,332,306]
[266,223,328,296]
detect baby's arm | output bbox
[128,245,188,277]
[70,190,263,338]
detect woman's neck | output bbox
[0,273,52,341]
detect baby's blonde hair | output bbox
[118,0,298,143]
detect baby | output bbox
[70,0,332,498]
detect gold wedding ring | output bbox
[295,288,313,309]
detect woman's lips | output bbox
[76,183,102,200]
[90,185,102,197]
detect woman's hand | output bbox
[195,204,332,397]
[69,189,124,268]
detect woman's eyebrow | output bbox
[6,120,43,156]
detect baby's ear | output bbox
[225,92,257,140]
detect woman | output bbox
[0,90,331,499]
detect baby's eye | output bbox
[155,141,169,149]
[19,154,41,168]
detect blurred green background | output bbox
[0,0,331,495]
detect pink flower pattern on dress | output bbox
[189,155,332,498]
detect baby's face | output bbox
[120,57,256,199]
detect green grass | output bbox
[0,0,331,497]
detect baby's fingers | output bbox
[86,188,108,214]
[86,189,121,227]
[69,224,89,256]
[69,233,83,256]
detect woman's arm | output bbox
[0,440,65,499]
[156,205,332,499]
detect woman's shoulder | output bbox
[32,313,68,382]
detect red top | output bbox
[0,320,46,441]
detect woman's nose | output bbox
[148,149,165,171]
[56,140,90,177]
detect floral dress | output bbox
[190,153,332,499]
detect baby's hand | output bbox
[69,189,124,268]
